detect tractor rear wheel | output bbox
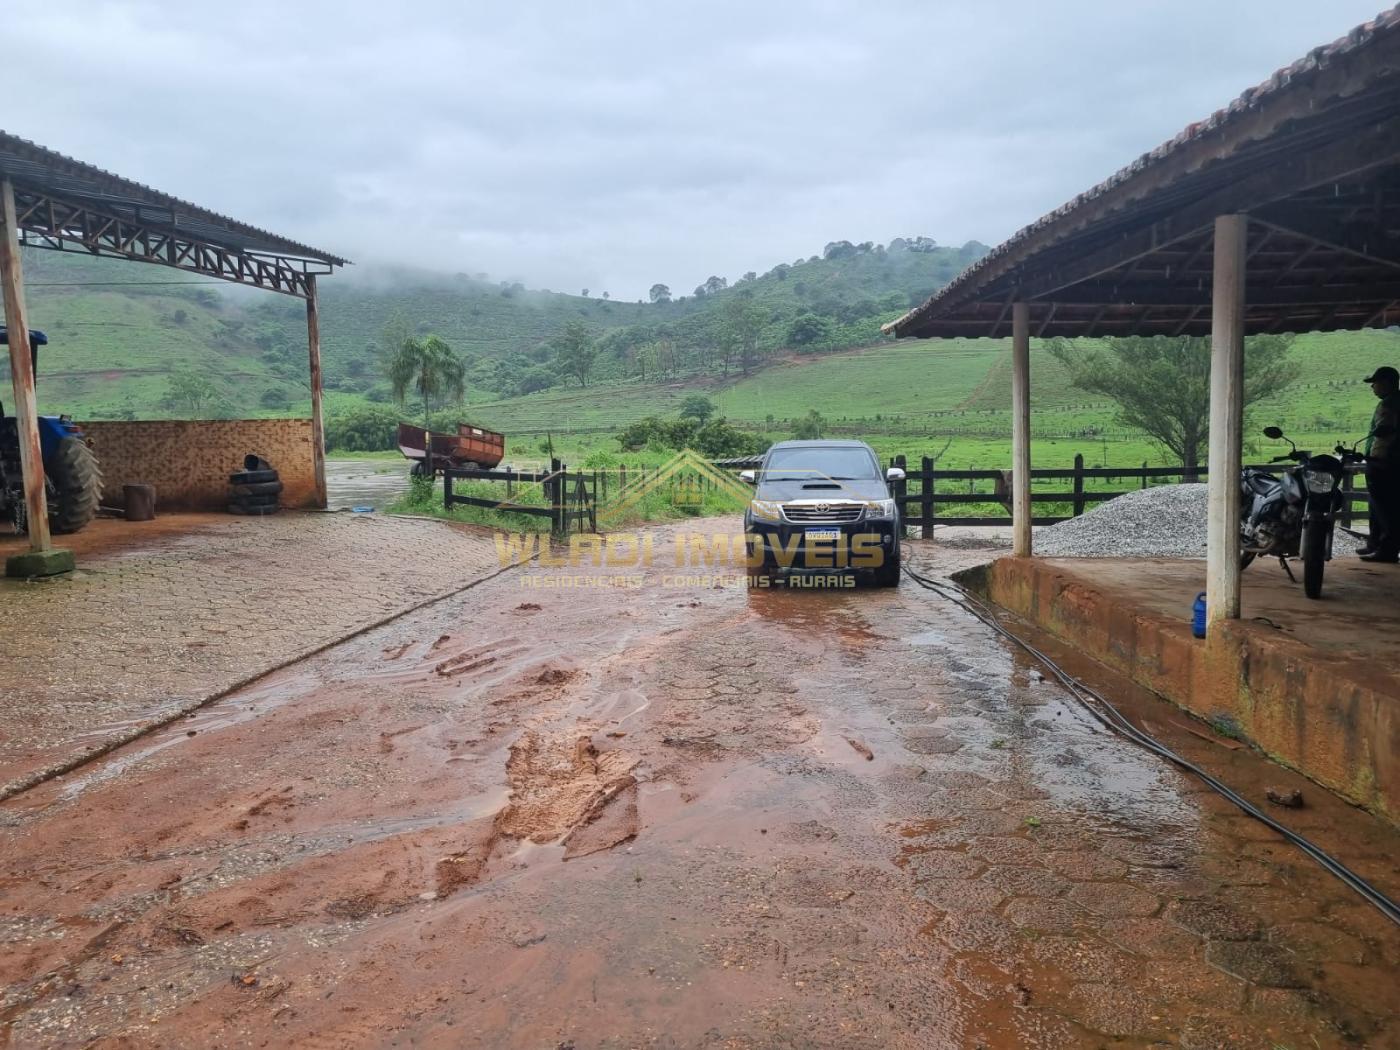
[47,436,103,534]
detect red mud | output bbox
[1,522,1397,1048]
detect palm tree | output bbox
[385,334,467,432]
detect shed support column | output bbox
[0,178,52,554]
[1206,214,1246,623]
[1011,301,1032,556]
[305,274,327,509]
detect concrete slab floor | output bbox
[1039,555,1400,679]
[0,511,504,797]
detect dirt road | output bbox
[2,521,1398,1048]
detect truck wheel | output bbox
[1301,522,1327,599]
[47,436,103,534]
[873,551,901,588]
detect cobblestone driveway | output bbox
[0,513,502,795]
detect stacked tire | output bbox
[228,454,281,516]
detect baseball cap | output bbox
[1364,366,1399,384]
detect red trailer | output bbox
[398,421,505,474]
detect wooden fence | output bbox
[887,453,1371,537]
[443,458,595,536]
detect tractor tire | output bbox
[230,479,283,498]
[47,436,103,535]
[227,501,279,516]
[230,469,278,486]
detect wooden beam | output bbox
[0,180,51,552]
[1207,215,1247,624]
[1011,302,1032,557]
[306,274,327,509]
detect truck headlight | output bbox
[865,499,898,520]
[1303,469,1337,494]
[748,500,784,523]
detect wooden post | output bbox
[1072,453,1086,517]
[305,274,327,509]
[893,454,908,532]
[1011,302,1032,556]
[1206,215,1247,624]
[443,470,453,510]
[1341,469,1354,528]
[0,179,50,552]
[921,455,934,539]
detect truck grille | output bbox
[783,502,863,523]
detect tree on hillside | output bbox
[556,321,599,387]
[787,313,832,346]
[1048,334,1298,473]
[704,275,728,295]
[581,288,589,298]
[649,283,672,304]
[162,370,220,416]
[385,333,467,431]
[720,295,767,375]
[679,395,716,424]
[793,409,826,440]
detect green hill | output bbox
[19,237,982,420]
[17,241,1398,473]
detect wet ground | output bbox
[2,519,1398,1048]
[0,513,501,797]
[325,459,412,511]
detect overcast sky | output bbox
[6,2,1389,298]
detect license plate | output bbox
[805,528,841,542]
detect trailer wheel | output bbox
[47,436,103,534]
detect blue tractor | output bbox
[0,326,103,534]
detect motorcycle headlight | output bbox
[865,498,898,520]
[748,499,784,523]
[1303,469,1337,494]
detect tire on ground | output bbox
[230,480,283,498]
[229,469,279,486]
[227,501,279,516]
[47,436,103,534]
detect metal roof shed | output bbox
[0,131,347,575]
[887,7,1400,623]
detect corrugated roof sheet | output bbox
[0,130,348,266]
[891,4,1400,336]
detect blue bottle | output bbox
[1192,592,1207,638]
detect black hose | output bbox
[902,563,1400,927]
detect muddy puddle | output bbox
[2,522,1398,1048]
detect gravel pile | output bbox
[1036,483,1367,559]
[1037,484,1212,557]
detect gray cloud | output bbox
[7,1,1385,297]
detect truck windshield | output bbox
[763,447,880,481]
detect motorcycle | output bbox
[1239,426,1363,599]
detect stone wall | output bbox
[80,419,320,511]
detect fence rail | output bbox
[443,458,596,536]
[884,453,1370,535]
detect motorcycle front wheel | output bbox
[1301,521,1327,599]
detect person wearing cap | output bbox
[1360,365,1400,562]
